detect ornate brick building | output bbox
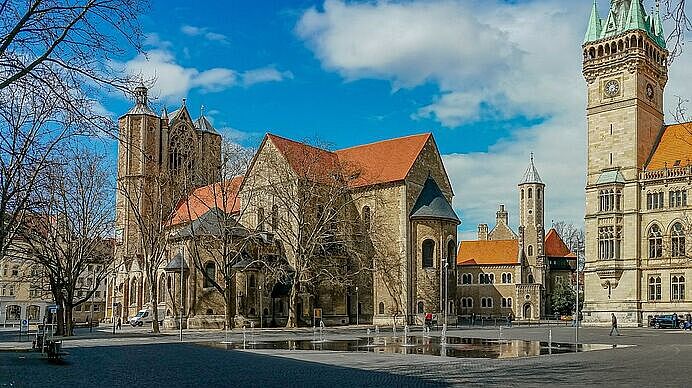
[582,0,692,326]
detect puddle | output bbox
[199,335,626,359]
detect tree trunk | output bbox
[54,296,65,336]
[151,276,160,333]
[286,285,299,328]
[64,305,73,337]
[224,285,234,329]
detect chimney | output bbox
[496,204,509,226]
[478,224,489,240]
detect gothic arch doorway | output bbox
[523,303,532,319]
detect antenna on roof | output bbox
[201,104,205,117]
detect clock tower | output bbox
[582,0,668,325]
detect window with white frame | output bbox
[672,275,686,301]
[672,222,686,258]
[669,189,687,208]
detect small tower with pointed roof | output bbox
[518,154,546,285]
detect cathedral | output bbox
[582,0,692,326]
[456,157,576,320]
[108,84,459,328]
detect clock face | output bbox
[646,83,655,100]
[604,80,620,97]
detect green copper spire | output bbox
[653,1,666,47]
[626,0,648,31]
[584,0,603,43]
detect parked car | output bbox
[650,314,685,329]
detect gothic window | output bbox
[271,204,279,231]
[422,239,435,268]
[447,240,456,267]
[130,278,137,306]
[169,125,195,175]
[599,189,622,212]
[362,206,371,231]
[417,301,424,314]
[528,245,534,256]
[648,276,662,300]
[204,262,215,288]
[648,225,663,259]
[672,223,686,258]
[672,275,686,301]
[599,226,621,260]
[647,192,665,210]
[158,274,166,303]
[669,190,687,208]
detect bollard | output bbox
[549,329,552,355]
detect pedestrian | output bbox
[471,312,476,326]
[609,313,620,336]
[673,313,679,329]
[117,316,122,330]
[507,312,514,328]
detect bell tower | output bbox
[518,154,546,285]
[582,0,668,325]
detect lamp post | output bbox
[180,247,184,342]
[355,286,359,325]
[111,270,117,335]
[259,284,263,329]
[444,261,449,325]
[90,268,96,333]
[575,243,585,346]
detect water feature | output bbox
[203,335,627,359]
[311,321,328,344]
[402,325,414,347]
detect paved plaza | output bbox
[1,324,691,387]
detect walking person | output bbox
[116,316,122,331]
[609,313,620,336]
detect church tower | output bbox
[582,0,668,325]
[518,154,546,286]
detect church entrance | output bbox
[523,303,532,319]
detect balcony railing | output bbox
[640,166,692,182]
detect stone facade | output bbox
[581,1,692,326]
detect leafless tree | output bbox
[552,221,585,253]
[16,148,115,336]
[243,139,374,328]
[0,0,145,263]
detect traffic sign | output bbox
[20,319,28,332]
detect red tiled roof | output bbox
[169,176,243,226]
[457,240,519,266]
[265,133,431,188]
[335,133,431,188]
[646,122,692,170]
[544,228,572,257]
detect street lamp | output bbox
[355,286,359,325]
[180,246,184,342]
[259,284,263,329]
[575,243,585,345]
[90,268,96,333]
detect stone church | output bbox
[582,0,692,326]
[456,157,576,320]
[109,84,460,328]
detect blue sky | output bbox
[102,0,692,240]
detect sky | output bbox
[101,0,692,240]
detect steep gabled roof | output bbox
[169,176,243,226]
[263,132,432,188]
[645,122,692,170]
[457,240,519,266]
[335,133,431,188]
[410,176,460,224]
[544,228,573,258]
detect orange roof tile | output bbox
[265,133,431,188]
[646,122,692,170]
[335,133,431,188]
[544,228,572,257]
[457,240,519,266]
[169,176,243,226]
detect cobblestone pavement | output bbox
[2,325,691,387]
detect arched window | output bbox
[362,206,371,231]
[26,305,40,321]
[461,298,467,308]
[249,274,256,289]
[521,189,524,200]
[507,273,512,283]
[507,298,512,307]
[417,301,424,314]
[271,204,279,231]
[528,245,534,256]
[6,305,20,320]
[481,298,486,308]
[528,188,533,199]
[648,276,662,300]
[167,275,172,290]
[204,262,216,288]
[672,275,686,301]
[447,240,456,267]
[422,239,435,268]
[672,223,686,258]
[158,274,166,303]
[378,302,385,315]
[537,188,541,200]
[528,274,534,284]
[130,278,137,306]
[502,273,507,283]
[649,225,663,258]
[169,125,195,174]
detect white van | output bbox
[129,307,166,327]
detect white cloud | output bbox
[181,24,229,44]
[242,67,294,86]
[297,0,669,235]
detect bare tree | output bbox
[552,221,585,253]
[0,0,145,262]
[17,148,115,336]
[243,139,374,328]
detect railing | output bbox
[640,166,692,182]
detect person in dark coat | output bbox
[609,313,620,336]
